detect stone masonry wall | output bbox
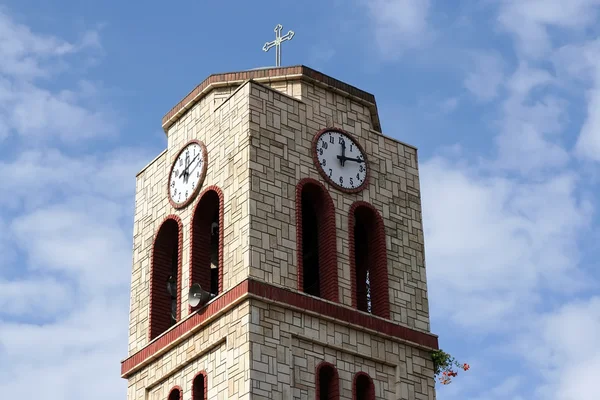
[126,301,251,400]
[128,85,253,355]
[245,80,431,332]
[128,78,307,355]
[126,297,435,400]
[126,74,434,400]
[248,299,435,400]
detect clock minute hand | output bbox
[180,154,199,179]
[187,154,199,168]
[187,156,202,175]
[344,156,364,164]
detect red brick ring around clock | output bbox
[311,127,370,194]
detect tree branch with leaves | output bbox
[431,349,470,385]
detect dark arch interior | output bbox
[168,388,181,400]
[302,186,321,297]
[354,208,372,313]
[193,374,206,400]
[355,374,374,400]
[318,364,338,400]
[353,205,387,317]
[191,190,221,300]
[150,218,180,340]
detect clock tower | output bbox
[121,66,439,399]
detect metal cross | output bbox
[262,24,295,67]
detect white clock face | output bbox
[168,141,207,208]
[314,130,368,191]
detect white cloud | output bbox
[5,82,117,143]
[422,156,592,331]
[357,0,600,398]
[493,63,570,173]
[493,1,600,167]
[511,297,600,400]
[0,9,100,79]
[0,9,136,400]
[11,198,133,288]
[361,0,432,57]
[551,40,600,161]
[0,9,111,145]
[0,295,129,399]
[0,278,71,317]
[497,0,600,58]
[0,147,149,210]
[464,51,505,102]
[575,86,600,161]
[504,62,554,96]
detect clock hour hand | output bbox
[338,140,347,167]
[180,154,199,180]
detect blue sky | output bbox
[0,0,599,399]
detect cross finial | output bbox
[262,24,295,67]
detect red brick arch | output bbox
[168,385,183,400]
[189,185,224,313]
[149,214,183,341]
[348,201,390,319]
[192,370,208,400]
[316,361,340,400]
[295,178,338,303]
[352,372,375,400]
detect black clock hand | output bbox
[338,140,347,167]
[184,155,190,183]
[180,154,199,180]
[186,154,199,170]
[187,157,202,175]
[343,156,364,164]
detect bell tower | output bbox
[121,66,440,399]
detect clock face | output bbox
[168,140,208,208]
[312,129,369,192]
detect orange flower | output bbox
[463,363,470,371]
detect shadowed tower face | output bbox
[121,66,439,400]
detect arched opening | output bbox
[149,217,181,340]
[350,202,390,319]
[316,362,339,400]
[354,219,370,313]
[168,387,181,400]
[302,190,320,297]
[191,188,223,308]
[193,372,207,400]
[296,178,338,302]
[353,372,375,400]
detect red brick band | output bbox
[121,279,438,378]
